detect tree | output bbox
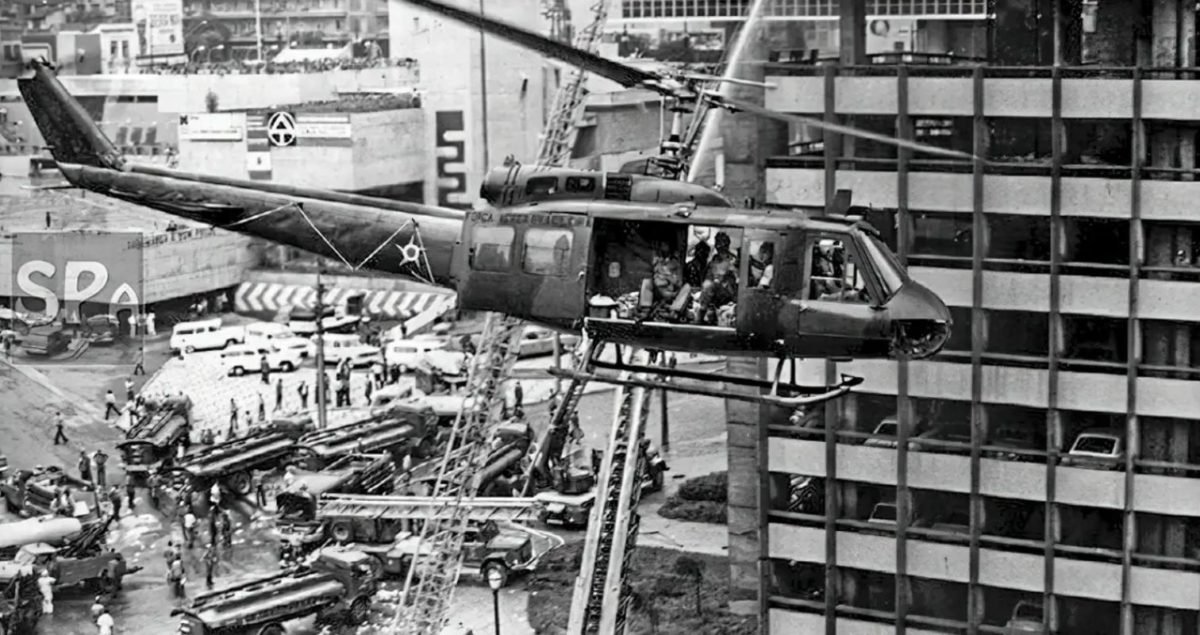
[672,555,706,617]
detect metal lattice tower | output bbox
[566,349,658,634]
[392,314,527,634]
[535,0,612,167]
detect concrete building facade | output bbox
[730,1,1200,634]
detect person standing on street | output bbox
[229,398,238,429]
[256,394,266,423]
[146,310,157,337]
[147,472,160,509]
[274,378,284,412]
[53,411,68,445]
[103,390,120,420]
[209,482,221,510]
[124,377,135,403]
[92,449,109,488]
[219,508,233,547]
[183,509,197,549]
[37,569,54,615]
[297,381,309,410]
[260,353,271,385]
[107,486,122,520]
[168,557,186,598]
[253,471,267,507]
[371,360,384,389]
[133,349,145,376]
[96,606,115,635]
[78,450,92,484]
[203,544,218,588]
[514,381,524,416]
[125,479,137,511]
[364,377,373,404]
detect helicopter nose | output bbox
[886,280,953,360]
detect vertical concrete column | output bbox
[841,393,862,432]
[724,356,770,621]
[718,20,786,205]
[838,0,867,65]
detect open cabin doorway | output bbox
[586,218,748,328]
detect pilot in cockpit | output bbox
[651,241,682,303]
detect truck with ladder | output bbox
[173,546,378,635]
[163,429,301,497]
[290,404,437,470]
[118,394,193,486]
[316,494,551,586]
[274,453,396,566]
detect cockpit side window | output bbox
[808,237,870,304]
[470,226,515,272]
[525,176,559,196]
[523,228,573,276]
[565,176,596,193]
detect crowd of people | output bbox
[140,56,416,76]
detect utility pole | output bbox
[253,0,264,63]
[314,269,328,430]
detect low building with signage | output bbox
[0,190,258,313]
[177,93,426,202]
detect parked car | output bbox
[909,424,971,454]
[20,327,70,357]
[220,344,303,376]
[1005,600,1047,633]
[244,322,311,358]
[83,315,119,344]
[386,338,448,372]
[169,318,243,353]
[309,334,379,366]
[1061,429,1124,471]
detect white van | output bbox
[170,318,244,353]
[386,338,448,372]
[309,333,380,366]
[244,322,311,358]
[220,344,303,376]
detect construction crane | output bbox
[540,0,574,44]
[535,0,612,167]
[567,350,659,634]
[390,314,527,634]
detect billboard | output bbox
[6,232,144,364]
[131,0,184,58]
[179,113,246,142]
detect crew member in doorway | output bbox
[695,232,738,325]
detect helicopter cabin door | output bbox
[453,209,589,321]
[788,231,888,357]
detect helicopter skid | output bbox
[546,363,862,409]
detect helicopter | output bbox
[16,12,956,401]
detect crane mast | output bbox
[536,0,612,167]
[393,314,526,635]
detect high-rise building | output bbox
[727,1,1200,634]
[183,0,389,59]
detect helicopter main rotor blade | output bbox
[679,72,776,89]
[401,0,657,89]
[707,92,983,163]
[401,0,981,164]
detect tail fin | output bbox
[18,60,126,170]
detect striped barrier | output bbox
[234,282,456,332]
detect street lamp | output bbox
[487,568,504,635]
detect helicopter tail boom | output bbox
[20,61,127,171]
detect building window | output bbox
[1064,218,1129,269]
[522,228,573,276]
[1061,315,1127,366]
[470,226,514,272]
[120,41,129,58]
[987,214,1051,264]
[986,310,1049,358]
[911,212,972,262]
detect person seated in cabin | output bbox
[695,232,739,325]
[749,242,775,289]
[650,242,683,303]
[810,242,843,299]
[683,241,711,288]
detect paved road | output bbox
[1,318,733,634]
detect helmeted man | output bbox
[37,569,54,614]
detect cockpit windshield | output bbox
[860,234,907,299]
